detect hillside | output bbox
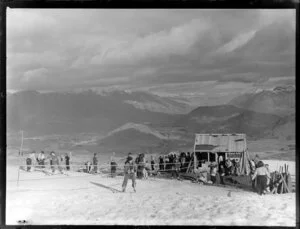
[7,90,183,136]
[103,90,191,114]
[96,122,189,153]
[229,85,295,117]
[174,105,289,139]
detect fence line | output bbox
[16,162,190,167]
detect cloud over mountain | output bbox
[7,9,295,92]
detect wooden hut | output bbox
[192,133,251,175]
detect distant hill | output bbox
[271,113,295,140]
[92,122,188,153]
[174,104,291,140]
[7,90,182,136]
[103,90,191,114]
[229,85,295,117]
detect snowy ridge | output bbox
[105,123,170,140]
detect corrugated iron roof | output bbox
[194,134,247,152]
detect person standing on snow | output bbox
[37,151,46,169]
[65,153,70,171]
[252,161,271,195]
[93,153,98,173]
[47,151,63,174]
[122,153,137,192]
[210,163,218,184]
[110,158,118,178]
[151,156,155,171]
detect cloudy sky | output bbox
[7,9,295,99]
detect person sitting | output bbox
[194,166,207,184]
[252,161,271,195]
[225,159,232,176]
[231,159,237,176]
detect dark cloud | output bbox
[7,9,295,92]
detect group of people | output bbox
[84,153,99,173]
[25,151,70,174]
[25,151,102,174]
[24,149,273,194]
[158,152,192,173]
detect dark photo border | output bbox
[0,0,298,228]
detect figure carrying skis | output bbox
[122,152,137,192]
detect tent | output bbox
[193,133,251,175]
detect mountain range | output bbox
[229,85,295,117]
[7,90,187,137]
[7,86,295,152]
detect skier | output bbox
[122,153,137,192]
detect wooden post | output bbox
[17,130,24,187]
[17,166,20,187]
[193,135,197,172]
[20,130,24,155]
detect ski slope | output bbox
[6,163,296,226]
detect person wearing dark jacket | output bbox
[65,153,70,171]
[122,153,137,192]
[186,152,191,162]
[159,156,164,171]
[151,156,155,171]
[219,164,226,185]
[111,159,117,177]
[26,157,32,172]
[93,153,98,173]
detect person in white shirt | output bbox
[252,161,271,195]
[37,151,46,169]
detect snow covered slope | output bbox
[6,164,295,226]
